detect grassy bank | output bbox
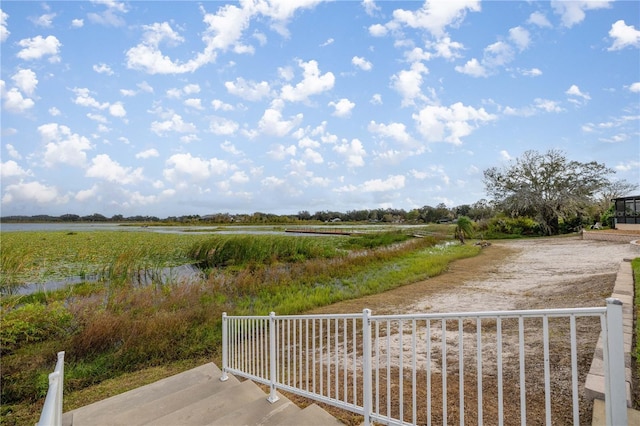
[1,228,481,425]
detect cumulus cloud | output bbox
[225,77,271,101]
[352,56,373,71]
[281,60,335,103]
[150,113,197,136]
[38,123,93,167]
[527,11,551,28]
[629,82,640,93]
[2,181,68,205]
[32,13,56,27]
[333,138,366,167]
[72,87,109,109]
[209,117,239,135]
[565,84,591,105]
[391,0,481,38]
[135,148,159,159]
[1,82,35,113]
[329,98,355,117]
[93,63,114,75]
[17,35,61,62]
[413,102,497,145]
[87,0,129,27]
[163,152,230,183]
[259,104,303,136]
[109,102,127,117]
[607,20,640,51]
[551,0,612,28]
[1,9,9,42]
[71,18,84,28]
[391,62,429,106]
[368,120,413,145]
[508,26,530,51]
[455,58,487,78]
[1,160,31,179]
[86,154,144,184]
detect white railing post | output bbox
[220,312,229,382]
[362,309,372,426]
[268,311,279,403]
[55,351,64,426]
[37,351,64,426]
[604,298,627,425]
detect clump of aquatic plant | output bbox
[187,235,338,268]
[0,246,32,295]
[339,230,412,250]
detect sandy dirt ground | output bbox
[309,236,637,425]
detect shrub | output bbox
[483,215,541,238]
[1,302,74,354]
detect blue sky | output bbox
[1,0,639,218]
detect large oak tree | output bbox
[483,149,623,235]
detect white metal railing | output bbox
[221,299,627,426]
[37,351,65,426]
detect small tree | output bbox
[483,149,618,236]
[454,216,474,244]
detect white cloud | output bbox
[551,0,612,28]
[607,20,640,51]
[629,82,640,93]
[258,102,303,136]
[87,0,129,27]
[93,63,114,75]
[163,153,230,183]
[527,11,551,28]
[49,107,61,116]
[500,150,512,161]
[225,77,272,101]
[135,148,159,159]
[427,37,464,60]
[352,56,373,71]
[362,0,381,16]
[413,102,497,145]
[368,23,387,37]
[212,99,234,111]
[209,117,239,135]
[32,13,56,28]
[5,143,21,159]
[137,81,153,93]
[1,9,10,42]
[2,181,68,205]
[509,26,530,51]
[565,84,591,104]
[329,98,355,117]
[86,154,144,184]
[268,144,297,160]
[38,123,93,167]
[71,18,84,28]
[368,120,413,145]
[109,102,127,117]
[229,171,250,184]
[520,68,542,77]
[280,59,335,102]
[362,175,405,192]
[370,93,382,105]
[1,160,30,178]
[150,113,197,136]
[333,138,366,167]
[72,87,109,109]
[184,98,204,110]
[221,141,243,155]
[320,38,334,47]
[87,113,107,123]
[391,62,429,106]
[1,86,35,113]
[534,98,564,113]
[183,83,200,94]
[455,58,487,77]
[390,0,481,38]
[17,35,61,62]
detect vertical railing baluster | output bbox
[427,319,432,426]
[362,309,372,426]
[442,319,447,424]
[399,319,404,424]
[375,320,380,417]
[543,316,551,425]
[477,317,483,426]
[343,318,348,403]
[268,312,278,403]
[221,313,228,381]
[497,317,503,426]
[412,319,417,425]
[604,298,627,426]
[570,315,578,425]
[459,318,464,426]
[519,316,526,426]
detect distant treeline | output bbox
[0,201,497,225]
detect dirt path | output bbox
[311,236,635,315]
[309,236,636,425]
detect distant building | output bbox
[612,195,640,230]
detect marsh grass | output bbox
[0,229,479,426]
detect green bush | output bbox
[1,302,74,354]
[482,215,541,238]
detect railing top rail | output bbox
[223,306,608,322]
[370,306,608,321]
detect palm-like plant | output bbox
[454,216,474,244]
